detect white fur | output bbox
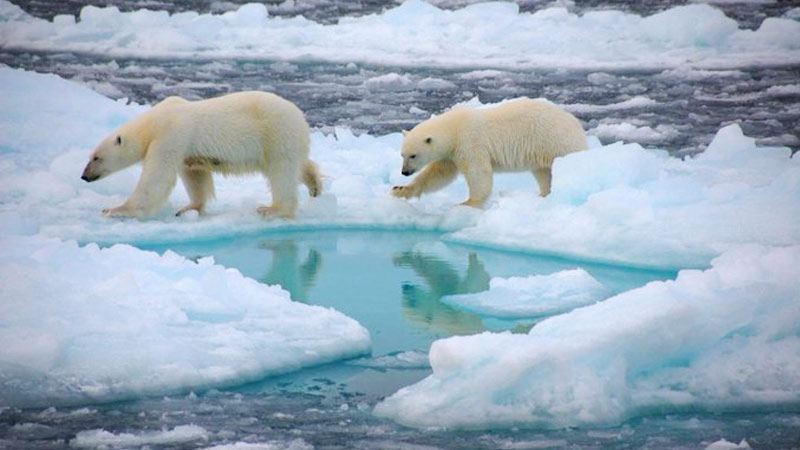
[393,98,587,207]
[81,91,322,218]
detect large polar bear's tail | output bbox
[302,160,323,197]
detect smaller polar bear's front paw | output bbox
[392,185,417,199]
[176,203,206,217]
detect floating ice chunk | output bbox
[442,269,608,318]
[0,236,370,407]
[364,73,414,92]
[640,4,738,46]
[586,72,616,85]
[347,351,430,369]
[375,245,800,429]
[72,425,209,448]
[417,77,457,91]
[562,96,657,114]
[199,441,313,450]
[222,3,268,27]
[590,123,680,145]
[704,439,752,450]
[765,84,800,96]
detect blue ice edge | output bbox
[83,221,706,273]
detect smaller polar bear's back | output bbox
[164,91,310,175]
[476,98,586,170]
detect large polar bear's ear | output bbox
[402,130,408,136]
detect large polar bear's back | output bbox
[479,98,586,170]
[177,91,310,175]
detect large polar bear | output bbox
[81,91,322,219]
[392,98,587,208]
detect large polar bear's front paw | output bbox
[257,205,295,219]
[392,185,418,199]
[102,205,138,218]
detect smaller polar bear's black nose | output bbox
[401,169,413,176]
[81,173,99,182]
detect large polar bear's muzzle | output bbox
[81,162,101,182]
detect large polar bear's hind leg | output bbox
[302,160,323,197]
[103,140,179,218]
[258,159,301,218]
[392,160,458,199]
[532,167,552,197]
[176,167,215,216]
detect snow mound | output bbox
[442,269,608,318]
[0,236,370,407]
[0,1,798,70]
[375,244,800,429]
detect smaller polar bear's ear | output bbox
[425,137,432,144]
[402,130,408,136]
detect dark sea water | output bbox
[2,1,800,449]
[2,0,799,156]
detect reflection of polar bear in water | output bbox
[81,91,321,219]
[259,239,322,303]
[393,98,587,208]
[393,251,490,335]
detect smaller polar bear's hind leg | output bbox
[176,167,215,216]
[532,167,552,197]
[302,160,323,197]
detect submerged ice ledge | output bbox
[1,1,799,70]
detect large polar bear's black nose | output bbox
[402,169,413,176]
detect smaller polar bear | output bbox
[81,91,321,219]
[392,98,587,208]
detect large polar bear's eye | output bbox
[409,154,417,159]
[425,137,432,144]
[115,135,122,145]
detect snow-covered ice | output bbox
[375,244,800,428]
[1,1,799,70]
[0,235,370,406]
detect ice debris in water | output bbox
[704,439,751,450]
[0,1,798,70]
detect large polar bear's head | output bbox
[400,113,457,176]
[81,120,149,182]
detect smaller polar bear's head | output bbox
[81,127,146,182]
[400,118,455,176]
